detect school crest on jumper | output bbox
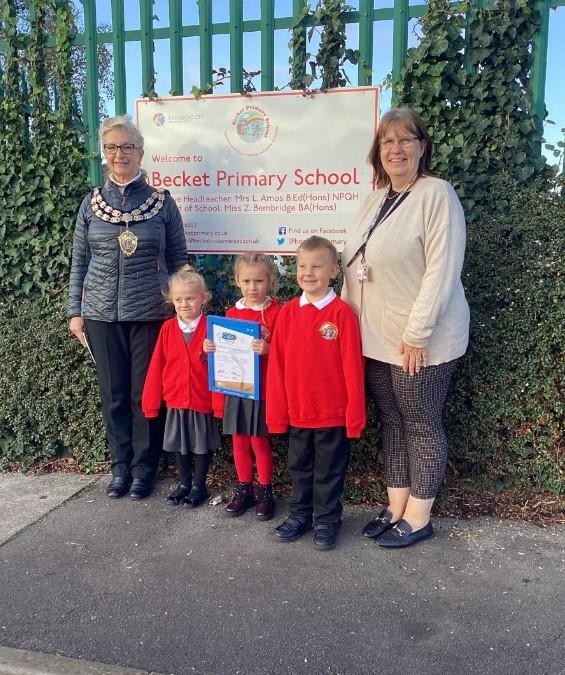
[319,322,338,340]
[261,325,270,340]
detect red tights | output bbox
[232,434,273,485]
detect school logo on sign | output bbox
[236,107,268,143]
[225,104,278,157]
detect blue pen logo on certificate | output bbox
[221,332,237,341]
[207,315,261,401]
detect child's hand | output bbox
[251,339,270,356]
[202,339,216,353]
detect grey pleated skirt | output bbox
[163,409,221,455]
[222,396,269,437]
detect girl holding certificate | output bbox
[203,254,280,521]
[142,265,223,507]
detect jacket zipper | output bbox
[117,192,127,321]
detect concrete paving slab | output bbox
[0,645,168,675]
[0,474,98,545]
[0,477,564,675]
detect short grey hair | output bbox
[99,114,144,149]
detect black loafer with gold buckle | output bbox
[361,508,397,539]
[375,520,434,548]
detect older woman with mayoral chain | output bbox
[68,115,188,500]
[342,108,469,548]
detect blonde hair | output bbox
[234,253,278,293]
[165,265,210,304]
[297,236,339,265]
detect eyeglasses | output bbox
[380,137,420,149]
[103,143,139,154]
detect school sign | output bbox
[137,88,379,253]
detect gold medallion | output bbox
[118,229,138,256]
[91,187,167,258]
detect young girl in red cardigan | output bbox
[203,253,280,521]
[142,265,223,507]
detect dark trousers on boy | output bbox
[287,426,351,525]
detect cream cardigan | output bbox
[342,176,469,366]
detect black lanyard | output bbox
[346,191,409,268]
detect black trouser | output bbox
[287,426,351,525]
[85,319,164,481]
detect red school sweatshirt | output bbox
[142,316,223,418]
[266,296,366,438]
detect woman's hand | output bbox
[202,339,216,353]
[69,316,86,347]
[251,339,270,356]
[399,340,428,376]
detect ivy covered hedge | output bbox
[396,0,553,219]
[446,178,564,492]
[0,301,106,470]
[0,0,88,300]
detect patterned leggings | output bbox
[365,358,458,500]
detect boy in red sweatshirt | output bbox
[266,236,366,549]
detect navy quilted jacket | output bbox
[67,175,188,322]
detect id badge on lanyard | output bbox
[347,184,413,282]
[356,260,369,282]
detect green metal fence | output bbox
[72,0,565,185]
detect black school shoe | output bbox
[273,516,312,542]
[182,486,209,508]
[166,484,191,505]
[129,478,153,500]
[375,520,434,548]
[313,522,341,550]
[361,509,398,539]
[107,476,131,499]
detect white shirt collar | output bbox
[299,288,336,309]
[235,297,272,311]
[110,172,142,194]
[177,314,202,334]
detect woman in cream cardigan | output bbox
[342,108,469,548]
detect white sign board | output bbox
[136,88,379,253]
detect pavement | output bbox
[0,474,563,675]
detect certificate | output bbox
[207,316,261,400]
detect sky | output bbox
[88,0,564,167]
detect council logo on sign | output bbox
[152,113,166,127]
[225,104,278,157]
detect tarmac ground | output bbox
[0,473,563,675]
